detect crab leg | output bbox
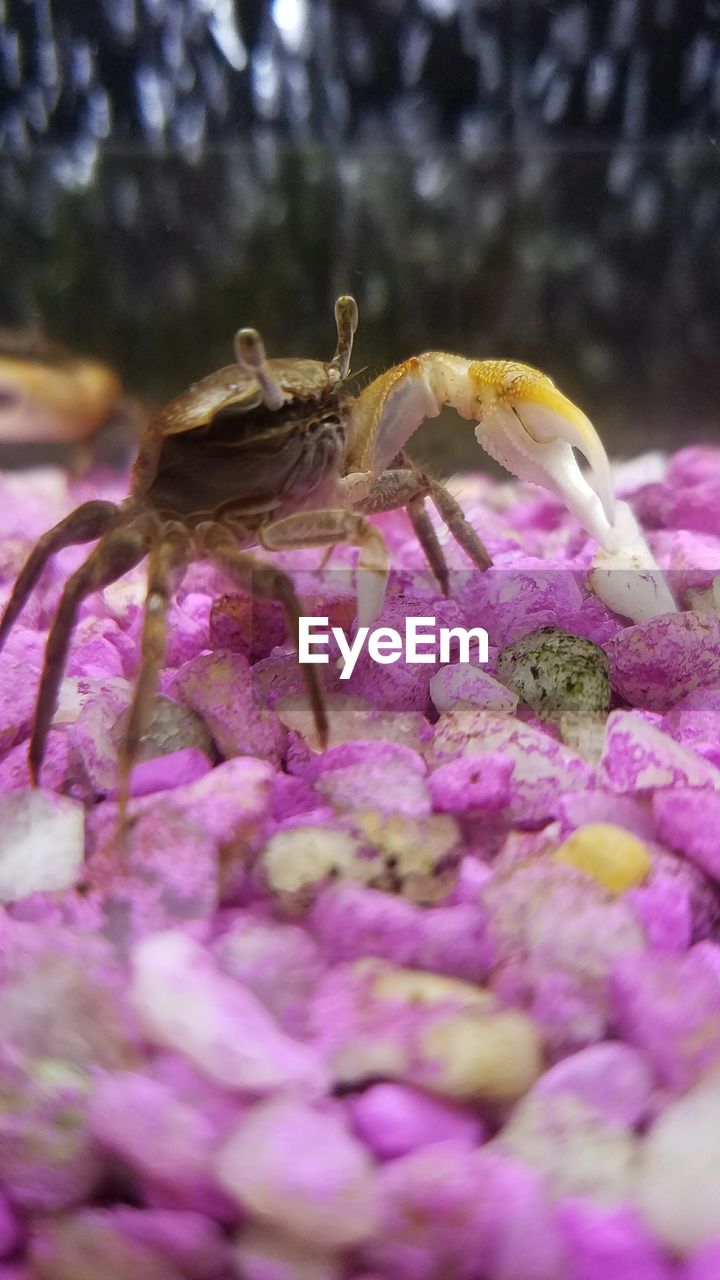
[357,457,492,589]
[116,522,190,824]
[29,525,151,785]
[347,353,616,547]
[204,525,329,750]
[260,509,391,627]
[406,496,450,596]
[0,500,120,651]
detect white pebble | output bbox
[131,931,329,1096]
[499,1094,638,1204]
[0,790,84,902]
[429,663,518,715]
[634,1074,720,1254]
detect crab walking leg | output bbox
[205,526,329,750]
[117,523,190,825]
[29,525,151,785]
[0,500,120,651]
[424,477,493,570]
[260,509,391,627]
[347,354,616,547]
[358,461,492,587]
[406,497,450,596]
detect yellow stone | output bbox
[420,1009,543,1102]
[554,822,652,894]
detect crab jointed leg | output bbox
[347,353,617,547]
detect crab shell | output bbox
[0,333,122,443]
[155,359,337,437]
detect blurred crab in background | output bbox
[0,295,616,817]
[0,329,146,469]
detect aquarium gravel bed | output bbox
[1,448,720,1279]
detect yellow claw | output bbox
[469,359,616,541]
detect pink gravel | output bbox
[0,446,719,1276]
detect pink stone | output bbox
[215,1096,378,1249]
[277,691,430,756]
[163,591,212,667]
[0,1191,21,1259]
[483,861,644,1054]
[364,1145,562,1280]
[415,904,493,983]
[315,757,431,817]
[362,1142,494,1280]
[429,706,593,825]
[428,664,518,715]
[0,652,39,756]
[105,1208,232,1280]
[691,941,720,988]
[529,1042,653,1128]
[348,1083,484,1159]
[428,752,514,814]
[270,771,319,822]
[252,644,340,709]
[309,882,423,967]
[668,445,720,486]
[662,702,720,769]
[599,711,720,794]
[0,731,76,795]
[454,561,587,649]
[208,590,288,660]
[603,613,720,712]
[212,914,324,1036]
[553,790,656,842]
[661,529,720,601]
[679,1240,720,1280]
[62,676,132,794]
[27,1210,188,1280]
[90,1068,240,1219]
[85,804,218,950]
[131,931,329,1097]
[107,748,212,800]
[611,950,720,1091]
[170,650,286,765]
[335,594,468,714]
[627,877,692,953]
[0,1049,103,1213]
[448,855,494,903]
[304,739,427,781]
[653,788,720,881]
[170,755,273,848]
[557,1199,674,1280]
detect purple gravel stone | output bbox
[107,748,212,799]
[428,752,514,814]
[557,1199,674,1280]
[611,950,720,1091]
[348,1083,484,1159]
[529,1042,653,1128]
[679,1241,720,1280]
[653,788,720,881]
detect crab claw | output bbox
[469,361,616,547]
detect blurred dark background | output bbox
[1,0,720,467]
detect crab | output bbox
[0,330,123,445]
[0,295,615,815]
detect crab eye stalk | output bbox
[234,328,286,412]
[329,295,359,384]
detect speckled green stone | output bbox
[497,626,611,722]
